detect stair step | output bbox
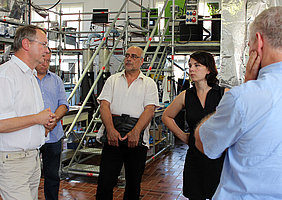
[78,147,102,155]
[93,118,102,123]
[61,149,75,163]
[86,132,97,137]
[63,164,100,176]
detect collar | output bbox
[120,69,145,80]
[12,55,35,76]
[258,61,282,78]
[46,70,51,76]
[34,69,51,78]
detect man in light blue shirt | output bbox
[195,6,282,200]
[36,50,69,200]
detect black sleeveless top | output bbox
[183,84,225,199]
[185,84,223,157]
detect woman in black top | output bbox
[162,51,227,200]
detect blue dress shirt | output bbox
[199,62,282,200]
[36,70,69,143]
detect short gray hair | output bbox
[127,46,144,58]
[13,25,46,52]
[250,6,282,49]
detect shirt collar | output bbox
[12,55,35,76]
[258,61,282,78]
[120,69,145,80]
[46,70,51,76]
[34,69,51,78]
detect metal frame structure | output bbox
[0,0,221,178]
[54,0,175,177]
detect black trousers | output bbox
[40,140,62,200]
[96,144,147,200]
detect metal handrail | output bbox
[143,0,169,55]
[153,46,168,81]
[67,0,129,102]
[146,19,170,77]
[129,0,149,12]
[156,52,169,82]
[66,105,100,169]
[65,23,128,138]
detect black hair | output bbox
[190,51,218,87]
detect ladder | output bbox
[61,0,173,178]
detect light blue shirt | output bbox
[199,61,282,200]
[36,70,69,143]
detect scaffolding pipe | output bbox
[58,5,62,78]
[66,105,101,168]
[65,25,127,137]
[143,0,169,55]
[67,0,129,102]
[146,19,170,76]
[61,10,142,15]
[62,169,99,177]
[153,46,167,80]
[117,60,125,72]
[66,69,104,138]
[125,0,129,50]
[129,22,149,32]
[129,0,149,12]
[155,52,168,82]
[145,145,171,164]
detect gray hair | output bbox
[127,46,144,58]
[13,25,46,52]
[250,6,282,49]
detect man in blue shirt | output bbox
[36,49,69,200]
[195,6,282,200]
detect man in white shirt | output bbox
[96,46,159,200]
[0,25,54,200]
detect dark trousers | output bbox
[40,140,62,200]
[96,144,147,200]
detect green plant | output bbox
[207,2,220,15]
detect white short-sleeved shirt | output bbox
[0,56,45,151]
[97,70,159,148]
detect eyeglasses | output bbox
[29,40,49,48]
[124,53,142,60]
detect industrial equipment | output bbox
[185,0,199,24]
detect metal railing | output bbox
[65,0,129,138]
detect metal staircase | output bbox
[61,0,173,178]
